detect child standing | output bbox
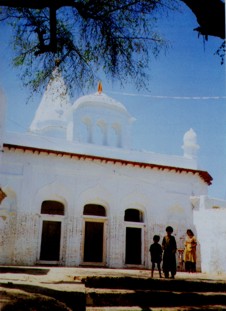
[149,235,162,278]
[162,226,177,278]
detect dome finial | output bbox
[182,128,199,159]
[97,81,103,94]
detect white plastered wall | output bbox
[193,195,226,274]
[0,148,208,268]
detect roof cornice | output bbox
[3,143,212,185]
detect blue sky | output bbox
[0,2,226,199]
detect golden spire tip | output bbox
[97,81,103,94]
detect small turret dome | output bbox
[183,128,197,144]
[182,128,199,159]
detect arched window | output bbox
[97,119,108,146]
[112,122,122,148]
[83,204,106,217]
[82,116,93,143]
[41,200,64,215]
[124,209,143,222]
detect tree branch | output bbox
[181,0,225,39]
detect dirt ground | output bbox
[0,266,226,310]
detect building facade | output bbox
[0,70,213,270]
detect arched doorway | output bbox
[124,208,144,265]
[39,200,64,263]
[83,204,107,265]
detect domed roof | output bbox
[72,83,129,115]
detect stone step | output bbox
[87,307,226,311]
[84,276,226,309]
[86,288,226,308]
[84,276,226,292]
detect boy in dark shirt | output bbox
[149,235,162,278]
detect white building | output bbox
[0,69,213,270]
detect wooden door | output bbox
[84,221,103,262]
[40,221,61,261]
[125,227,142,264]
